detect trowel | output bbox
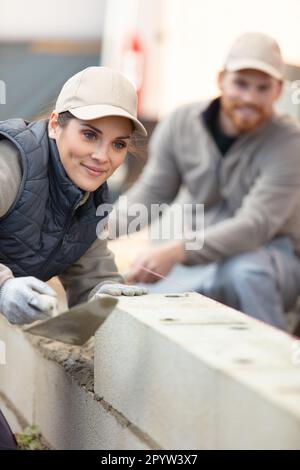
[24,295,118,346]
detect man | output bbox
[111,32,300,330]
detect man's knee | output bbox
[203,252,272,301]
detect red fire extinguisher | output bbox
[121,33,145,115]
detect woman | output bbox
[0,66,148,326]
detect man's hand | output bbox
[0,277,58,325]
[127,241,186,283]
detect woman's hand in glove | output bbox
[91,283,148,298]
[0,276,58,325]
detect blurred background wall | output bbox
[0,0,106,40]
[0,0,106,120]
[1,0,300,121]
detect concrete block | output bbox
[0,315,155,449]
[217,369,300,449]
[94,293,300,449]
[0,393,25,433]
[0,317,36,424]
[34,353,153,449]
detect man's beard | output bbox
[221,98,270,132]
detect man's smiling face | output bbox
[218,69,282,133]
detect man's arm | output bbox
[185,135,300,264]
[128,131,300,282]
[58,236,124,307]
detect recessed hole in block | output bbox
[230,325,249,331]
[165,294,183,298]
[234,357,253,365]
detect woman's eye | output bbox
[83,131,97,141]
[113,141,127,151]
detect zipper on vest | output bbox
[39,195,83,278]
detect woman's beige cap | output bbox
[224,32,284,80]
[55,66,147,136]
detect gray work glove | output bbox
[0,276,58,325]
[91,283,148,298]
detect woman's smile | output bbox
[80,162,109,177]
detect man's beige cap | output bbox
[55,66,147,136]
[224,32,284,80]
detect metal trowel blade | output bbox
[24,296,118,346]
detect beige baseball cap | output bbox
[54,66,147,136]
[224,32,284,80]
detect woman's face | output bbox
[48,113,133,192]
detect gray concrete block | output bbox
[0,317,36,424]
[34,353,153,449]
[94,293,300,449]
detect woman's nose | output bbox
[91,145,109,163]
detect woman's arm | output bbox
[58,236,124,307]
[0,139,22,287]
[0,264,14,287]
[0,139,22,217]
